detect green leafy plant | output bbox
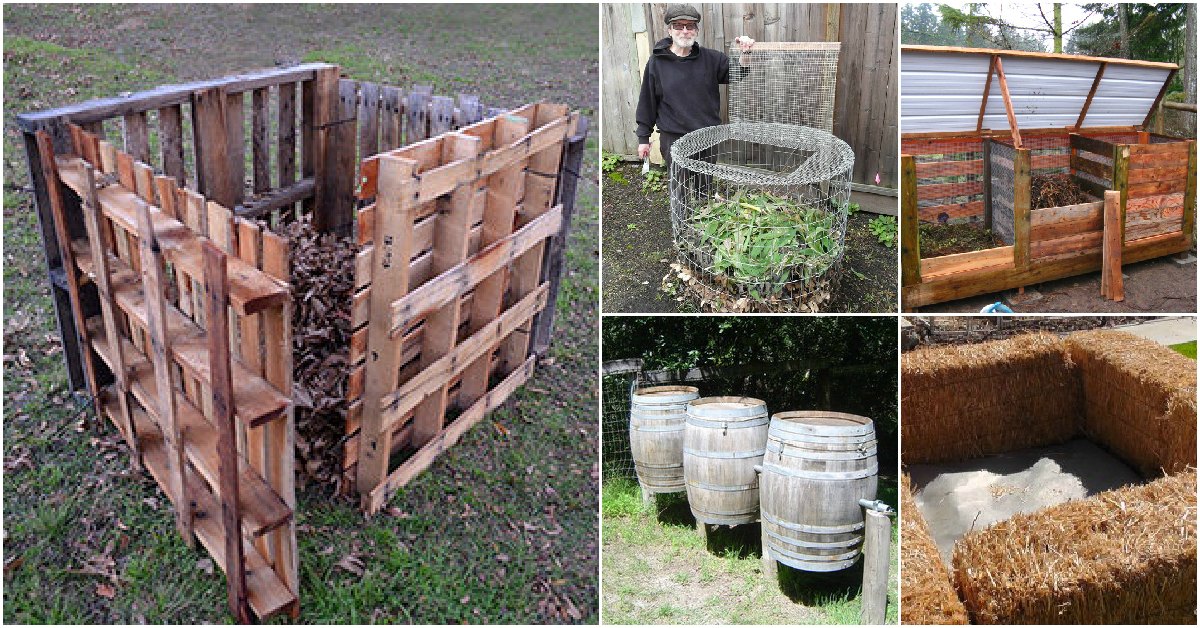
[691,191,841,297]
[641,168,665,193]
[607,171,628,185]
[869,215,897,248]
[601,151,621,173]
[845,202,861,215]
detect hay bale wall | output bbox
[1065,330,1198,477]
[900,474,969,625]
[902,334,1081,464]
[952,471,1197,624]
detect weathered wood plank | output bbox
[901,155,921,287]
[158,105,186,185]
[920,246,1014,278]
[193,87,238,208]
[1013,148,1031,268]
[252,88,271,194]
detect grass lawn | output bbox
[601,477,899,624]
[3,5,598,623]
[1170,341,1196,359]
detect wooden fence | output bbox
[47,123,298,621]
[346,103,585,513]
[602,2,897,190]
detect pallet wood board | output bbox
[347,103,579,513]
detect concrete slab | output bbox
[1115,317,1196,346]
[908,438,1144,565]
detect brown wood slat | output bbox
[917,181,983,201]
[1128,165,1188,184]
[159,105,186,184]
[1128,178,1187,198]
[277,82,297,192]
[57,155,288,314]
[73,240,289,428]
[119,402,296,620]
[226,91,246,207]
[252,88,271,194]
[1070,153,1112,181]
[193,87,238,208]
[1031,231,1102,259]
[914,159,982,178]
[381,86,404,151]
[87,320,291,538]
[1128,141,1190,157]
[123,111,151,163]
[920,246,1014,278]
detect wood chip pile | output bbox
[1031,173,1090,209]
[286,216,358,487]
[1066,330,1198,477]
[900,473,969,625]
[952,470,1197,624]
[901,333,1081,464]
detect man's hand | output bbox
[638,143,652,159]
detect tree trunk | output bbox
[1186,4,1196,136]
[1052,3,1063,53]
[1118,4,1130,58]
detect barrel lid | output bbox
[632,385,700,404]
[770,411,875,436]
[688,396,768,419]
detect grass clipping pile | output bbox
[286,216,358,488]
[952,470,1197,624]
[673,191,842,312]
[900,474,969,625]
[901,333,1080,465]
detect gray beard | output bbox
[671,34,695,49]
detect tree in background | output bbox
[1068,3,1189,97]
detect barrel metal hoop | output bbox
[691,507,759,523]
[683,447,766,459]
[687,479,759,492]
[765,443,877,461]
[761,461,878,480]
[762,525,863,550]
[768,543,861,572]
[685,416,769,429]
[630,424,687,433]
[760,509,865,534]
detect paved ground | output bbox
[907,438,1143,565]
[1114,316,1196,345]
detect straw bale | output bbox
[902,334,1081,464]
[900,473,969,625]
[952,470,1197,624]
[1065,330,1197,477]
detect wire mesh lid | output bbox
[670,122,854,186]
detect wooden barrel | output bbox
[683,396,769,525]
[629,385,700,494]
[760,411,878,572]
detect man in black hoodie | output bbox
[635,3,754,172]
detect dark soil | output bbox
[918,222,1002,257]
[601,162,897,313]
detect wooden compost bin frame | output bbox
[900,49,1196,310]
[17,63,588,620]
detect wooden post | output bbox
[993,56,1023,148]
[192,87,238,208]
[1013,147,1032,269]
[203,241,251,624]
[310,66,354,234]
[136,198,193,546]
[1102,190,1124,301]
[900,155,921,287]
[531,115,589,356]
[641,486,654,508]
[1184,140,1196,245]
[356,155,419,506]
[982,139,993,230]
[761,523,777,580]
[1113,143,1130,248]
[859,509,891,625]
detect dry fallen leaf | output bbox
[335,554,364,577]
[95,583,116,599]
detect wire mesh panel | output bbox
[601,362,641,480]
[989,140,1017,245]
[670,123,853,306]
[728,42,841,133]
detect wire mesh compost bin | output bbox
[900,46,1196,310]
[16,63,587,622]
[670,42,853,311]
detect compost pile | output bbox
[285,216,357,487]
[690,190,841,299]
[1032,173,1088,209]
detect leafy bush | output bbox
[641,168,665,193]
[868,215,897,248]
[602,151,622,173]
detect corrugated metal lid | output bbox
[901,46,1176,135]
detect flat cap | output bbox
[664,4,701,24]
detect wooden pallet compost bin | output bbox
[17,63,588,621]
[900,331,1197,624]
[899,46,1196,310]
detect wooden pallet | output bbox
[343,103,581,513]
[46,124,299,622]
